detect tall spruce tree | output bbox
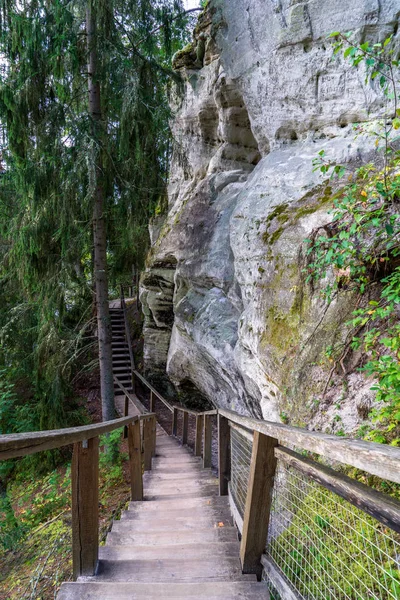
[0,0,195,424]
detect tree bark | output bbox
[87,2,115,421]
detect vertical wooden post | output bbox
[172,407,178,437]
[203,414,212,468]
[150,390,155,413]
[71,437,99,580]
[218,415,231,496]
[131,371,136,395]
[123,396,129,439]
[150,414,157,457]
[124,396,129,417]
[182,411,189,445]
[240,431,278,576]
[143,417,153,471]
[195,414,204,457]
[128,419,143,501]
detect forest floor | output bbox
[0,376,133,600]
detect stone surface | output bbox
[140,1,400,432]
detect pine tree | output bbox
[0,0,195,424]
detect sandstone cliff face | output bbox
[140,1,400,431]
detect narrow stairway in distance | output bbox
[57,424,270,599]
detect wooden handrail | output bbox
[113,375,147,415]
[0,416,138,460]
[133,369,174,412]
[219,407,400,485]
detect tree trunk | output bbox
[87,2,115,421]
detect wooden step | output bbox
[58,581,270,599]
[92,556,254,583]
[127,496,229,513]
[106,527,238,547]
[123,506,232,522]
[116,514,233,531]
[100,542,240,560]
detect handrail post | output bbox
[71,437,99,579]
[172,407,178,437]
[203,414,212,468]
[150,390,155,413]
[195,414,203,457]
[128,420,143,501]
[182,411,189,445]
[151,414,157,457]
[143,417,153,471]
[218,414,230,496]
[240,430,278,577]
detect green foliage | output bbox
[306,33,400,443]
[0,0,193,431]
[270,475,400,599]
[99,427,128,482]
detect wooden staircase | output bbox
[57,424,269,599]
[110,306,134,404]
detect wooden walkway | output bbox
[57,425,269,599]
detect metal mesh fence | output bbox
[230,426,253,519]
[265,461,400,600]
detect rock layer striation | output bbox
[140,1,400,431]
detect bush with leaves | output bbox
[306,32,400,444]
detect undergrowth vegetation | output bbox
[306,32,400,445]
[0,427,129,599]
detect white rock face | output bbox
[140,1,399,430]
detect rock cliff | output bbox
[140,0,400,432]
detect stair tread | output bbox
[100,542,240,560]
[106,527,238,546]
[91,556,255,583]
[58,581,269,599]
[127,496,229,512]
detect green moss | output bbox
[262,186,338,248]
[261,305,300,355]
[173,42,195,60]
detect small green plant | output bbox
[280,411,289,424]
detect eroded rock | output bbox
[140,0,400,430]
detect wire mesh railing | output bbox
[265,460,400,600]
[230,425,253,521]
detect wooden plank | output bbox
[128,420,143,501]
[172,407,178,437]
[143,417,153,471]
[0,416,137,460]
[203,414,212,469]
[182,412,189,445]
[195,415,203,457]
[71,437,99,579]
[240,431,278,576]
[133,370,173,412]
[276,446,400,533]
[218,414,230,496]
[261,555,301,600]
[150,415,157,458]
[219,408,400,485]
[228,483,244,534]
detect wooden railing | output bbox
[7,366,399,592]
[136,373,400,595]
[0,412,157,580]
